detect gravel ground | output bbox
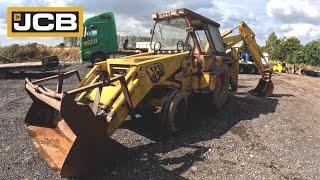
[0,64,320,179]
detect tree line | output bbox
[263,32,320,66]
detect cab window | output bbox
[208,25,225,53]
[195,30,211,52]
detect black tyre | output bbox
[248,66,256,74]
[160,90,188,134]
[253,66,259,74]
[210,64,229,110]
[0,71,8,79]
[239,64,244,74]
[90,53,107,66]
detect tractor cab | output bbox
[150,8,225,56]
[150,8,227,83]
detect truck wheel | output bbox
[90,53,107,66]
[239,65,244,74]
[0,71,8,79]
[249,66,256,74]
[210,65,229,110]
[254,66,259,74]
[160,90,188,134]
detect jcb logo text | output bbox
[8,7,83,37]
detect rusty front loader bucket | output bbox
[249,69,274,97]
[24,70,128,177]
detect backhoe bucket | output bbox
[249,78,274,97]
[24,71,127,177]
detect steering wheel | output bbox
[176,41,184,51]
[183,43,192,51]
[153,41,161,51]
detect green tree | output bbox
[279,37,302,63]
[292,49,305,63]
[264,32,282,60]
[303,40,320,65]
[57,43,65,48]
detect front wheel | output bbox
[160,90,188,134]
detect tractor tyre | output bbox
[160,90,188,134]
[210,64,229,110]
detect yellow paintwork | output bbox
[222,21,270,80]
[76,52,194,135]
[71,21,269,137]
[229,48,240,89]
[273,63,286,73]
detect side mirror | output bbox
[185,27,194,33]
[150,29,154,35]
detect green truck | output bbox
[80,12,118,65]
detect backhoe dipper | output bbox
[222,21,274,96]
[24,8,274,177]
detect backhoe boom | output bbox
[222,21,274,96]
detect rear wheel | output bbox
[160,90,188,134]
[210,64,229,110]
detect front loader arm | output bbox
[105,52,189,135]
[23,51,189,176]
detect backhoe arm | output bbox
[222,21,274,96]
[223,22,269,76]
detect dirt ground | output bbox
[0,64,319,179]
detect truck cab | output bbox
[80,12,118,64]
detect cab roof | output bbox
[152,8,220,27]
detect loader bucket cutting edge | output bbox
[24,74,128,177]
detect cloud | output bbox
[266,0,320,42]
[71,0,222,36]
[0,0,319,46]
[0,36,62,46]
[266,0,320,25]
[280,23,320,41]
[116,15,150,36]
[0,0,69,45]
[0,19,6,36]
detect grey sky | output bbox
[0,0,319,46]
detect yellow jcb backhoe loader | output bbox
[24,8,274,177]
